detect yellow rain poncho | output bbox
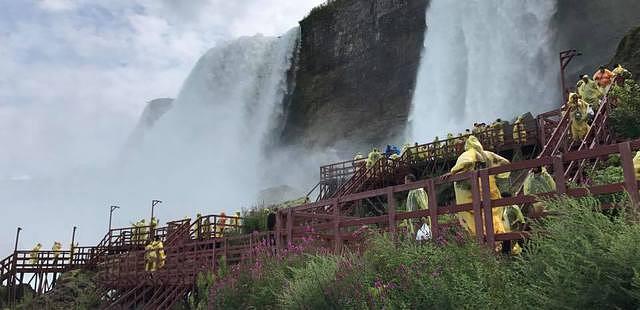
[400,188,429,236]
[52,242,62,260]
[633,151,640,180]
[366,149,382,169]
[491,120,505,144]
[389,153,400,160]
[150,217,158,230]
[577,76,604,110]
[502,206,525,232]
[567,93,590,141]
[612,64,632,80]
[513,117,526,144]
[523,167,557,214]
[450,136,509,236]
[30,243,42,264]
[144,240,166,272]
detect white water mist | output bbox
[122,28,302,218]
[409,0,558,142]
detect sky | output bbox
[0,0,324,253]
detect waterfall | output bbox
[409,0,558,142]
[122,27,301,217]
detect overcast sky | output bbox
[0,0,324,179]
[0,0,325,252]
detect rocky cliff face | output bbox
[125,98,173,148]
[279,0,429,151]
[553,0,640,81]
[609,26,640,80]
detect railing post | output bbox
[427,180,439,241]
[552,155,567,194]
[387,189,397,236]
[479,169,495,249]
[275,211,282,250]
[469,171,485,244]
[333,202,342,253]
[619,142,640,208]
[286,209,293,247]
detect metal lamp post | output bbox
[559,49,581,103]
[108,205,120,231]
[151,200,162,221]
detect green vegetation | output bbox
[188,272,215,310]
[610,79,640,139]
[15,269,100,309]
[241,197,307,234]
[210,197,640,309]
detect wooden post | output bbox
[552,155,567,194]
[286,209,293,247]
[387,189,397,236]
[427,180,439,241]
[619,142,640,207]
[211,242,217,273]
[333,202,341,253]
[275,211,282,250]
[479,169,495,249]
[469,171,485,244]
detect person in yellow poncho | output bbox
[52,241,62,262]
[567,93,590,141]
[490,119,505,145]
[366,148,382,169]
[145,237,166,272]
[633,151,640,180]
[577,75,603,111]
[442,136,510,237]
[523,166,557,216]
[612,64,632,85]
[30,243,42,264]
[399,174,431,240]
[513,116,526,144]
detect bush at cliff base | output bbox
[610,79,640,139]
[210,196,640,309]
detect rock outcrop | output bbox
[553,0,640,81]
[609,26,640,80]
[279,0,429,151]
[125,98,173,148]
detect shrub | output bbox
[610,79,640,139]
[515,197,640,309]
[209,198,640,309]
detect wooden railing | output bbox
[282,139,640,251]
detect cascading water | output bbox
[409,0,558,142]
[119,27,301,219]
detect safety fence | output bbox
[279,139,640,251]
[319,114,547,201]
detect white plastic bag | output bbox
[416,223,432,241]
